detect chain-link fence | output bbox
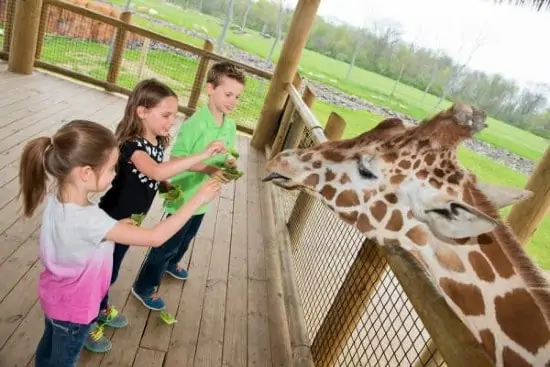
[1,0,269,132]
[274,107,446,367]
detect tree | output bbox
[217,0,236,53]
[266,0,285,62]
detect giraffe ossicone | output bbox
[263,103,549,367]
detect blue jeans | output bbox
[133,213,204,296]
[35,316,91,367]
[99,243,130,311]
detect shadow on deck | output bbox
[0,65,283,367]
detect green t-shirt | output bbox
[164,106,237,215]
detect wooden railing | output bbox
[2,0,274,134]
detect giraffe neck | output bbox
[409,222,550,367]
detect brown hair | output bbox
[206,61,246,87]
[18,120,117,217]
[115,79,177,148]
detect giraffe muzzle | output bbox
[261,172,290,182]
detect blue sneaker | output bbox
[98,305,128,328]
[84,323,111,353]
[166,265,189,280]
[131,287,165,311]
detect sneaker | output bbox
[131,287,165,311]
[98,305,128,328]
[84,323,112,353]
[166,265,189,280]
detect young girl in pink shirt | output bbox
[18,120,222,367]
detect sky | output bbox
[285,0,550,88]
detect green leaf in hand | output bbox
[131,213,146,226]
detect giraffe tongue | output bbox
[261,172,289,182]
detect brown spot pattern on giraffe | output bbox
[321,149,345,162]
[429,178,442,189]
[335,190,360,207]
[468,251,495,282]
[502,347,531,367]
[478,234,515,278]
[398,160,411,169]
[339,211,358,225]
[325,169,336,182]
[495,289,550,354]
[363,190,374,202]
[448,171,464,185]
[340,173,351,184]
[384,193,398,204]
[320,185,337,201]
[357,213,374,232]
[416,169,428,180]
[382,153,399,163]
[424,153,436,165]
[390,174,407,185]
[386,210,403,231]
[434,168,445,177]
[370,201,387,222]
[434,247,465,273]
[478,329,496,363]
[405,225,428,246]
[303,174,319,187]
[439,278,485,316]
[300,152,312,162]
[312,160,322,169]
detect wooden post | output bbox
[106,11,132,88]
[250,0,321,150]
[506,145,550,245]
[287,112,346,245]
[3,0,16,53]
[35,3,49,59]
[311,239,387,366]
[136,37,151,80]
[284,86,316,150]
[188,40,214,110]
[8,0,43,74]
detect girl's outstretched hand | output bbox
[203,140,226,158]
[196,179,222,204]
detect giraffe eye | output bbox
[357,157,377,180]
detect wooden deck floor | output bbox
[0,65,282,366]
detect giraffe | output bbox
[262,103,550,367]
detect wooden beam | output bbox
[8,0,43,74]
[250,0,321,150]
[506,145,550,245]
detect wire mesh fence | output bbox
[276,123,446,367]
[1,0,269,131]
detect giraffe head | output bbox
[264,103,550,366]
[264,103,531,243]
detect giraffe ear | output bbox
[410,191,500,239]
[476,182,533,209]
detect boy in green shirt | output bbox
[132,61,246,310]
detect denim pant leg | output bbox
[35,317,53,367]
[133,216,194,296]
[99,243,130,311]
[168,214,205,268]
[36,317,91,367]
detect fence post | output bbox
[287,112,346,245]
[284,86,315,150]
[506,145,550,245]
[270,75,303,158]
[35,3,49,59]
[106,11,132,88]
[8,0,43,74]
[188,40,214,111]
[3,0,16,54]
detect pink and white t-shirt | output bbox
[38,195,117,325]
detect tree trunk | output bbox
[390,63,405,98]
[266,0,284,62]
[217,0,235,53]
[242,0,252,30]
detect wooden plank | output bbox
[247,145,272,365]
[163,198,220,366]
[193,186,235,365]
[132,348,164,367]
[222,135,249,367]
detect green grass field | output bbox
[111,0,549,164]
[22,1,549,270]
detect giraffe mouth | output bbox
[261,172,291,183]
